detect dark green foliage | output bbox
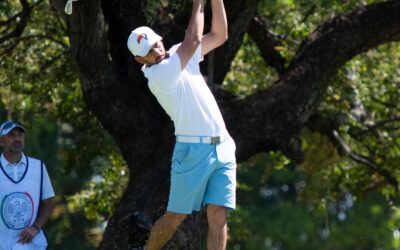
[1,0,399,248]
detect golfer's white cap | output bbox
[0,121,26,137]
[127,26,162,57]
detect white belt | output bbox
[176,134,227,144]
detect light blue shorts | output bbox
[167,135,237,214]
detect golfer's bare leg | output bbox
[207,204,228,250]
[145,212,187,250]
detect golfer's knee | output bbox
[207,205,227,228]
[163,212,187,228]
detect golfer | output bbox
[127,0,236,249]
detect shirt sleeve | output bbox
[144,52,181,94]
[41,163,55,200]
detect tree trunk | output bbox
[50,0,400,248]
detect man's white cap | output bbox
[0,121,26,137]
[127,26,162,57]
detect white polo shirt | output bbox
[143,44,227,137]
[0,153,55,200]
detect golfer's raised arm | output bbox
[201,0,228,56]
[176,0,205,69]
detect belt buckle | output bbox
[211,136,220,144]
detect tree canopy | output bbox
[1,0,400,249]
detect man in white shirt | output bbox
[0,121,55,250]
[127,0,236,249]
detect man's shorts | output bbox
[167,135,237,214]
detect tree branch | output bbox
[332,130,398,190]
[350,116,400,138]
[212,0,261,85]
[0,0,31,43]
[0,0,47,56]
[301,5,317,23]
[0,0,44,28]
[20,34,69,49]
[220,0,400,163]
[306,111,398,190]
[33,52,67,80]
[247,13,286,75]
[372,96,400,112]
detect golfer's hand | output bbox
[18,226,39,244]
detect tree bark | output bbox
[50,0,400,248]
